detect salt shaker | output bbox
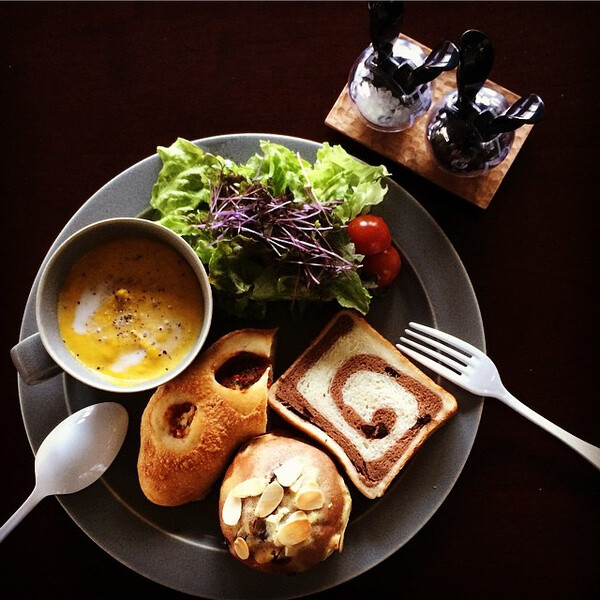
[348,1,458,132]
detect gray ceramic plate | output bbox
[17,133,484,599]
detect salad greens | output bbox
[150,137,390,318]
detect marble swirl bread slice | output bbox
[138,328,276,506]
[268,310,457,499]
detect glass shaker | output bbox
[426,29,544,177]
[347,1,458,133]
[348,38,434,132]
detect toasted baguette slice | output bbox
[138,328,276,506]
[268,310,457,499]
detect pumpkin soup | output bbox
[58,236,204,386]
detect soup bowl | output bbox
[11,217,213,393]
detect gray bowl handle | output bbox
[11,333,62,385]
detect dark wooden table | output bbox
[2,2,598,598]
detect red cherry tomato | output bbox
[348,215,392,255]
[362,245,402,287]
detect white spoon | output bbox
[0,402,128,542]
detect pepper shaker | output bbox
[426,30,544,176]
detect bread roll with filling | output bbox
[219,433,352,573]
[137,328,276,506]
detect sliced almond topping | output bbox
[295,488,325,511]
[222,492,242,526]
[286,509,307,521]
[254,480,284,517]
[277,516,311,546]
[233,537,250,560]
[231,477,267,498]
[289,474,304,494]
[293,472,319,492]
[274,457,303,487]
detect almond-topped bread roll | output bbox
[268,310,457,499]
[219,433,351,573]
[137,328,276,506]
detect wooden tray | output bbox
[325,36,534,209]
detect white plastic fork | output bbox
[397,322,600,471]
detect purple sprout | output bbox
[198,174,355,289]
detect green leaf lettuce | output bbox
[149,138,389,317]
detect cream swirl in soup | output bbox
[58,236,204,386]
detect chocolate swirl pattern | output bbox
[269,311,457,499]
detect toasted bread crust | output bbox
[137,328,276,506]
[268,310,457,499]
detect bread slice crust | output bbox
[268,310,457,499]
